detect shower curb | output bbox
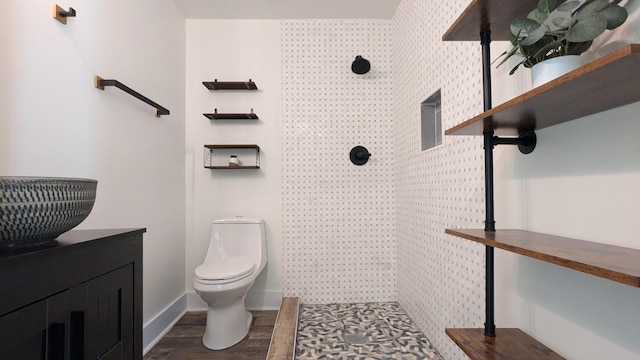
[266,297,299,360]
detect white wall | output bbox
[0,0,186,329]
[394,1,640,359]
[184,20,283,309]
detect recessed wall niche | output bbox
[421,89,442,151]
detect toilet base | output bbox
[202,299,253,350]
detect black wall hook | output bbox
[59,7,76,17]
[53,5,76,24]
[350,146,371,165]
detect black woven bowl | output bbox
[0,177,97,249]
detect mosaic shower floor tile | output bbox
[296,302,443,360]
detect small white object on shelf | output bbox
[229,155,240,167]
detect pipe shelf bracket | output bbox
[491,130,537,154]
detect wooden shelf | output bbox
[446,328,565,360]
[443,0,538,41]
[445,229,640,287]
[203,80,257,90]
[446,44,640,136]
[443,3,638,358]
[203,112,259,120]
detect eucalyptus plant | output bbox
[495,0,628,74]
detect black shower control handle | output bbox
[350,146,371,165]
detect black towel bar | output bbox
[94,75,170,117]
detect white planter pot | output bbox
[531,55,583,88]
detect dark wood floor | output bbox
[144,310,277,360]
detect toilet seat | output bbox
[195,257,255,284]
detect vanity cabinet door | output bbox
[85,264,134,360]
[47,284,89,360]
[0,301,47,360]
[0,265,134,360]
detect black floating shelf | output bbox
[203,79,257,90]
[204,144,260,150]
[203,112,259,120]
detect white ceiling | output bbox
[172,0,402,19]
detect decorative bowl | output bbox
[0,177,97,249]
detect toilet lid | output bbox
[195,257,255,281]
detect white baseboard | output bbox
[186,289,283,311]
[143,294,188,355]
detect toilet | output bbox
[193,217,267,350]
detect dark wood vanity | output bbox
[0,228,145,360]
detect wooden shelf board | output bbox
[446,44,640,136]
[202,81,257,90]
[445,229,640,287]
[203,113,259,120]
[446,328,565,360]
[443,0,538,41]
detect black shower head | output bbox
[351,56,371,75]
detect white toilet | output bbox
[193,217,267,350]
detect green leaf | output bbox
[576,0,609,20]
[600,5,627,29]
[509,60,526,75]
[551,16,577,28]
[511,18,541,37]
[566,13,608,42]
[528,9,548,23]
[557,0,582,11]
[494,46,520,68]
[521,25,547,45]
[537,0,558,14]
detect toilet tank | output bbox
[208,217,266,265]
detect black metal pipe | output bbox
[481,31,495,232]
[481,30,496,338]
[483,130,496,338]
[99,79,170,116]
[483,133,495,232]
[481,32,492,110]
[485,245,496,337]
[492,137,525,146]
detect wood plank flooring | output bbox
[144,310,277,360]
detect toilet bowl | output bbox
[193,217,267,350]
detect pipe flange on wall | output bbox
[350,146,371,165]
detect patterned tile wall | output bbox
[393,1,487,359]
[281,20,395,304]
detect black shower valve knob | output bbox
[350,146,371,165]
